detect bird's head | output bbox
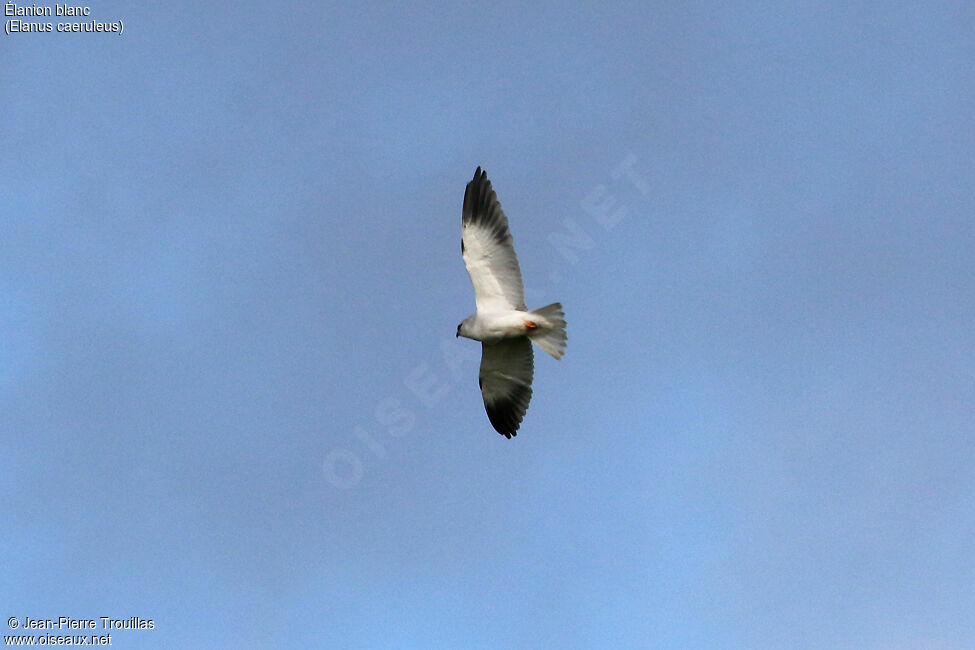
[456,317,473,339]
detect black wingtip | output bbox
[484,383,532,439]
[462,167,510,250]
[468,167,489,193]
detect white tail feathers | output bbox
[528,302,567,360]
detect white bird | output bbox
[456,167,567,438]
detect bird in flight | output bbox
[456,167,567,438]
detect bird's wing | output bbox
[462,167,526,313]
[479,338,534,438]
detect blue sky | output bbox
[2,1,973,648]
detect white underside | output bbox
[464,310,538,342]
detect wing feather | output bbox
[479,338,534,438]
[462,168,526,312]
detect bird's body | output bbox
[458,310,539,342]
[457,307,566,357]
[456,167,567,438]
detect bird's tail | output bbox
[528,302,567,360]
